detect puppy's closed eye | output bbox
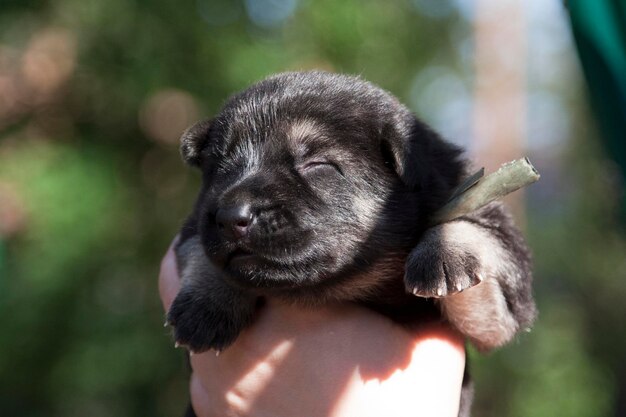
[297,159,343,176]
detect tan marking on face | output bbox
[288,119,322,144]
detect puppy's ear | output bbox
[180,119,212,167]
[383,116,465,210]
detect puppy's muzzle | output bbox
[216,203,254,241]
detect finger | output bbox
[159,235,181,312]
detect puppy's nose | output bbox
[216,204,254,240]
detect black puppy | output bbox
[167,71,536,416]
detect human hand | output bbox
[159,238,466,417]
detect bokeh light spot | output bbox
[409,66,472,146]
[20,28,76,99]
[139,89,200,145]
[244,0,299,28]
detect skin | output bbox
[159,239,466,417]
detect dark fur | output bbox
[167,71,536,416]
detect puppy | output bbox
[167,71,536,416]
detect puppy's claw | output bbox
[163,321,170,328]
[215,350,221,357]
[411,287,435,298]
[174,342,181,349]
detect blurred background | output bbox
[1,0,625,416]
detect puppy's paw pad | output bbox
[405,246,483,298]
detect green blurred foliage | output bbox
[0,1,624,416]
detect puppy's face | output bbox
[182,72,463,293]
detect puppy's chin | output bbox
[219,246,344,290]
[221,257,317,290]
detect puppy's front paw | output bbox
[167,289,251,353]
[405,230,483,298]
